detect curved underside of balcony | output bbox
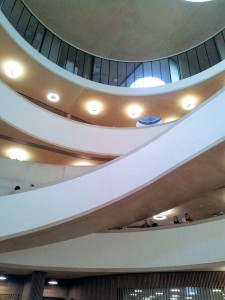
[0,89,224,252]
[0,81,174,156]
[1,217,225,274]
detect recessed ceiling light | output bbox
[127,104,143,119]
[3,61,23,78]
[7,148,29,161]
[87,101,102,115]
[48,280,58,285]
[181,96,197,110]
[74,161,93,166]
[153,214,167,220]
[47,93,60,102]
[0,275,6,280]
[164,117,177,123]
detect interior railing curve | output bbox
[1,0,225,88]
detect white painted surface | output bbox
[0,89,224,238]
[1,11,225,96]
[0,157,96,195]
[0,81,174,155]
[0,217,225,271]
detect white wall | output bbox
[0,217,225,272]
[0,88,224,239]
[0,156,96,195]
[0,82,174,156]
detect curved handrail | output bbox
[1,0,225,88]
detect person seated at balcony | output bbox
[14,185,21,191]
[149,220,158,227]
[173,216,181,224]
[140,219,150,228]
[184,213,193,222]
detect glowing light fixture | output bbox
[181,96,197,110]
[153,214,167,221]
[47,93,60,102]
[127,104,143,118]
[131,77,165,88]
[7,148,29,161]
[48,280,58,285]
[164,117,177,123]
[0,275,6,280]
[87,101,102,115]
[4,61,23,78]
[74,161,93,166]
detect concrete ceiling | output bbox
[24,0,225,61]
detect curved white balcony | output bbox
[0,88,224,252]
[0,217,225,272]
[0,81,174,156]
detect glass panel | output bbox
[92,57,101,83]
[24,15,38,44]
[169,56,180,82]
[75,50,85,76]
[178,52,190,79]
[118,62,126,87]
[58,42,69,68]
[152,60,161,80]
[49,36,61,63]
[214,33,225,60]
[109,61,118,86]
[134,62,143,82]
[126,62,135,87]
[40,30,53,58]
[205,39,220,66]
[32,23,45,51]
[187,48,200,76]
[16,7,31,37]
[1,0,16,18]
[9,0,24,28]
[143,61,152,78]
[65,46,77,73]
[160,58,171,83]
[100,59,109,84]
[196,44,210,71]
[83,54,92,79]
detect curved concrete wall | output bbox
[0,81,174,155]
[0,217,225,271]
[1,11,225,96]
[0,88,224,240]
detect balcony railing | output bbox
[1,0,225,87]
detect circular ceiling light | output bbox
[3,61,23,78]
[87,101,102,115]
[131,77,165,88]
[153,214,167,221]
[7,148,29,161]
[0,275,7,280]
[181,96,197,110]
[48,280,58,285]
[127,104,143,119]
[47,93,60,102]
